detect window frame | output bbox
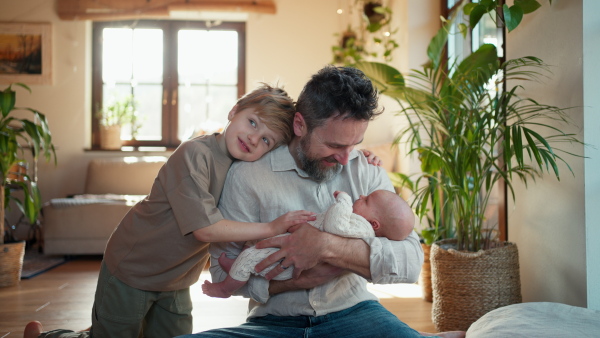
[91,20,246,150]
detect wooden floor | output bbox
[0,256,437,337]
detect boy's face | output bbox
[225,107,283,162]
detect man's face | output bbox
[296,116,368,182]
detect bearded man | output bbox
[190,66,437,338]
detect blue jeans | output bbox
[177,300,435,338]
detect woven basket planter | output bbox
[430,239,522,332]
[0,240,26,287]
[418,242,433,302]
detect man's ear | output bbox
[228,105,239,120]
[293,112,307,137]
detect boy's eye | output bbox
[249,119,257,127]
[262,137,270,145]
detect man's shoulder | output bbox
[229,145,290,172]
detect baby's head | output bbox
[352,190,415,241]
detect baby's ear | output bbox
[371,219,381,231]
[228,105,239,120]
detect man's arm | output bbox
[255,224,372,280]
[257,153,423,287]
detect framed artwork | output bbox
[0,22,52,85]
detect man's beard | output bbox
[296,136,340,183]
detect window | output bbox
[445,0,505,65]
[92,20,246,149]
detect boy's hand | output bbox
[360,149,382,167]
[269,210,316,236]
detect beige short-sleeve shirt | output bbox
[104,134,233,291]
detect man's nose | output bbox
[333,148,351,165]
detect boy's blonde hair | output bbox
[236,83,295,146]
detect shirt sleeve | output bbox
[209,161,269,301]
[164,141,224,236]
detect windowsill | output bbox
[85,146,175,153]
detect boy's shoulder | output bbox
[171,135,227,163]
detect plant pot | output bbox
[0,240,26,287]
[418,242,433,302]
[99,125,122,150]
[430,239,522,332]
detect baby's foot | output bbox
[201,280,233,298]
[218,253,236,273]
[24,321,43,338]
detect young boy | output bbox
[201,189,415,299]
[25,84,316,338]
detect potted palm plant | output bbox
[356,19,581,331]
[1,83,56,287]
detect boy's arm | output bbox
[193,210,315,243]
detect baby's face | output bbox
[352,191,384,219]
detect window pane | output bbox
[472,15,504,58]
[102,28,133,83]
[102,27,164,141]
[133,29,163,83]
[129,84,163,140]
[178,30,238,84]
[178,84,237,140]
[177,29,239,141]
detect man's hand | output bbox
[255,223,331,280]
[269,263,345,295]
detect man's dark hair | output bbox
[295,65,383,132]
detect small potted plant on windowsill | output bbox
[96,95,140,150]
[1,83,56,287]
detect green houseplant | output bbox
[356,19,580,330]
[1,83,56,287]
[332,1,398,66]
[96,95,140,149]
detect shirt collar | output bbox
[214,132,235,161]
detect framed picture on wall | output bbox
[0,22,52,85]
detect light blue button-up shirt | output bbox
[210,145,423,319]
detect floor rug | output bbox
[21,249,67,279]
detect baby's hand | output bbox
[269,210,316,236]
[360,149,382,167]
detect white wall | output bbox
[506,0,587,307]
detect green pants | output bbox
[40,261,193,338]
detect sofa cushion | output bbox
[84,156,167,195]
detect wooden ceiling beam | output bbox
[56,0,276,21]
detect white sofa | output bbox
[42,156,167,255]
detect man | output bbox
[180,66,462,338]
